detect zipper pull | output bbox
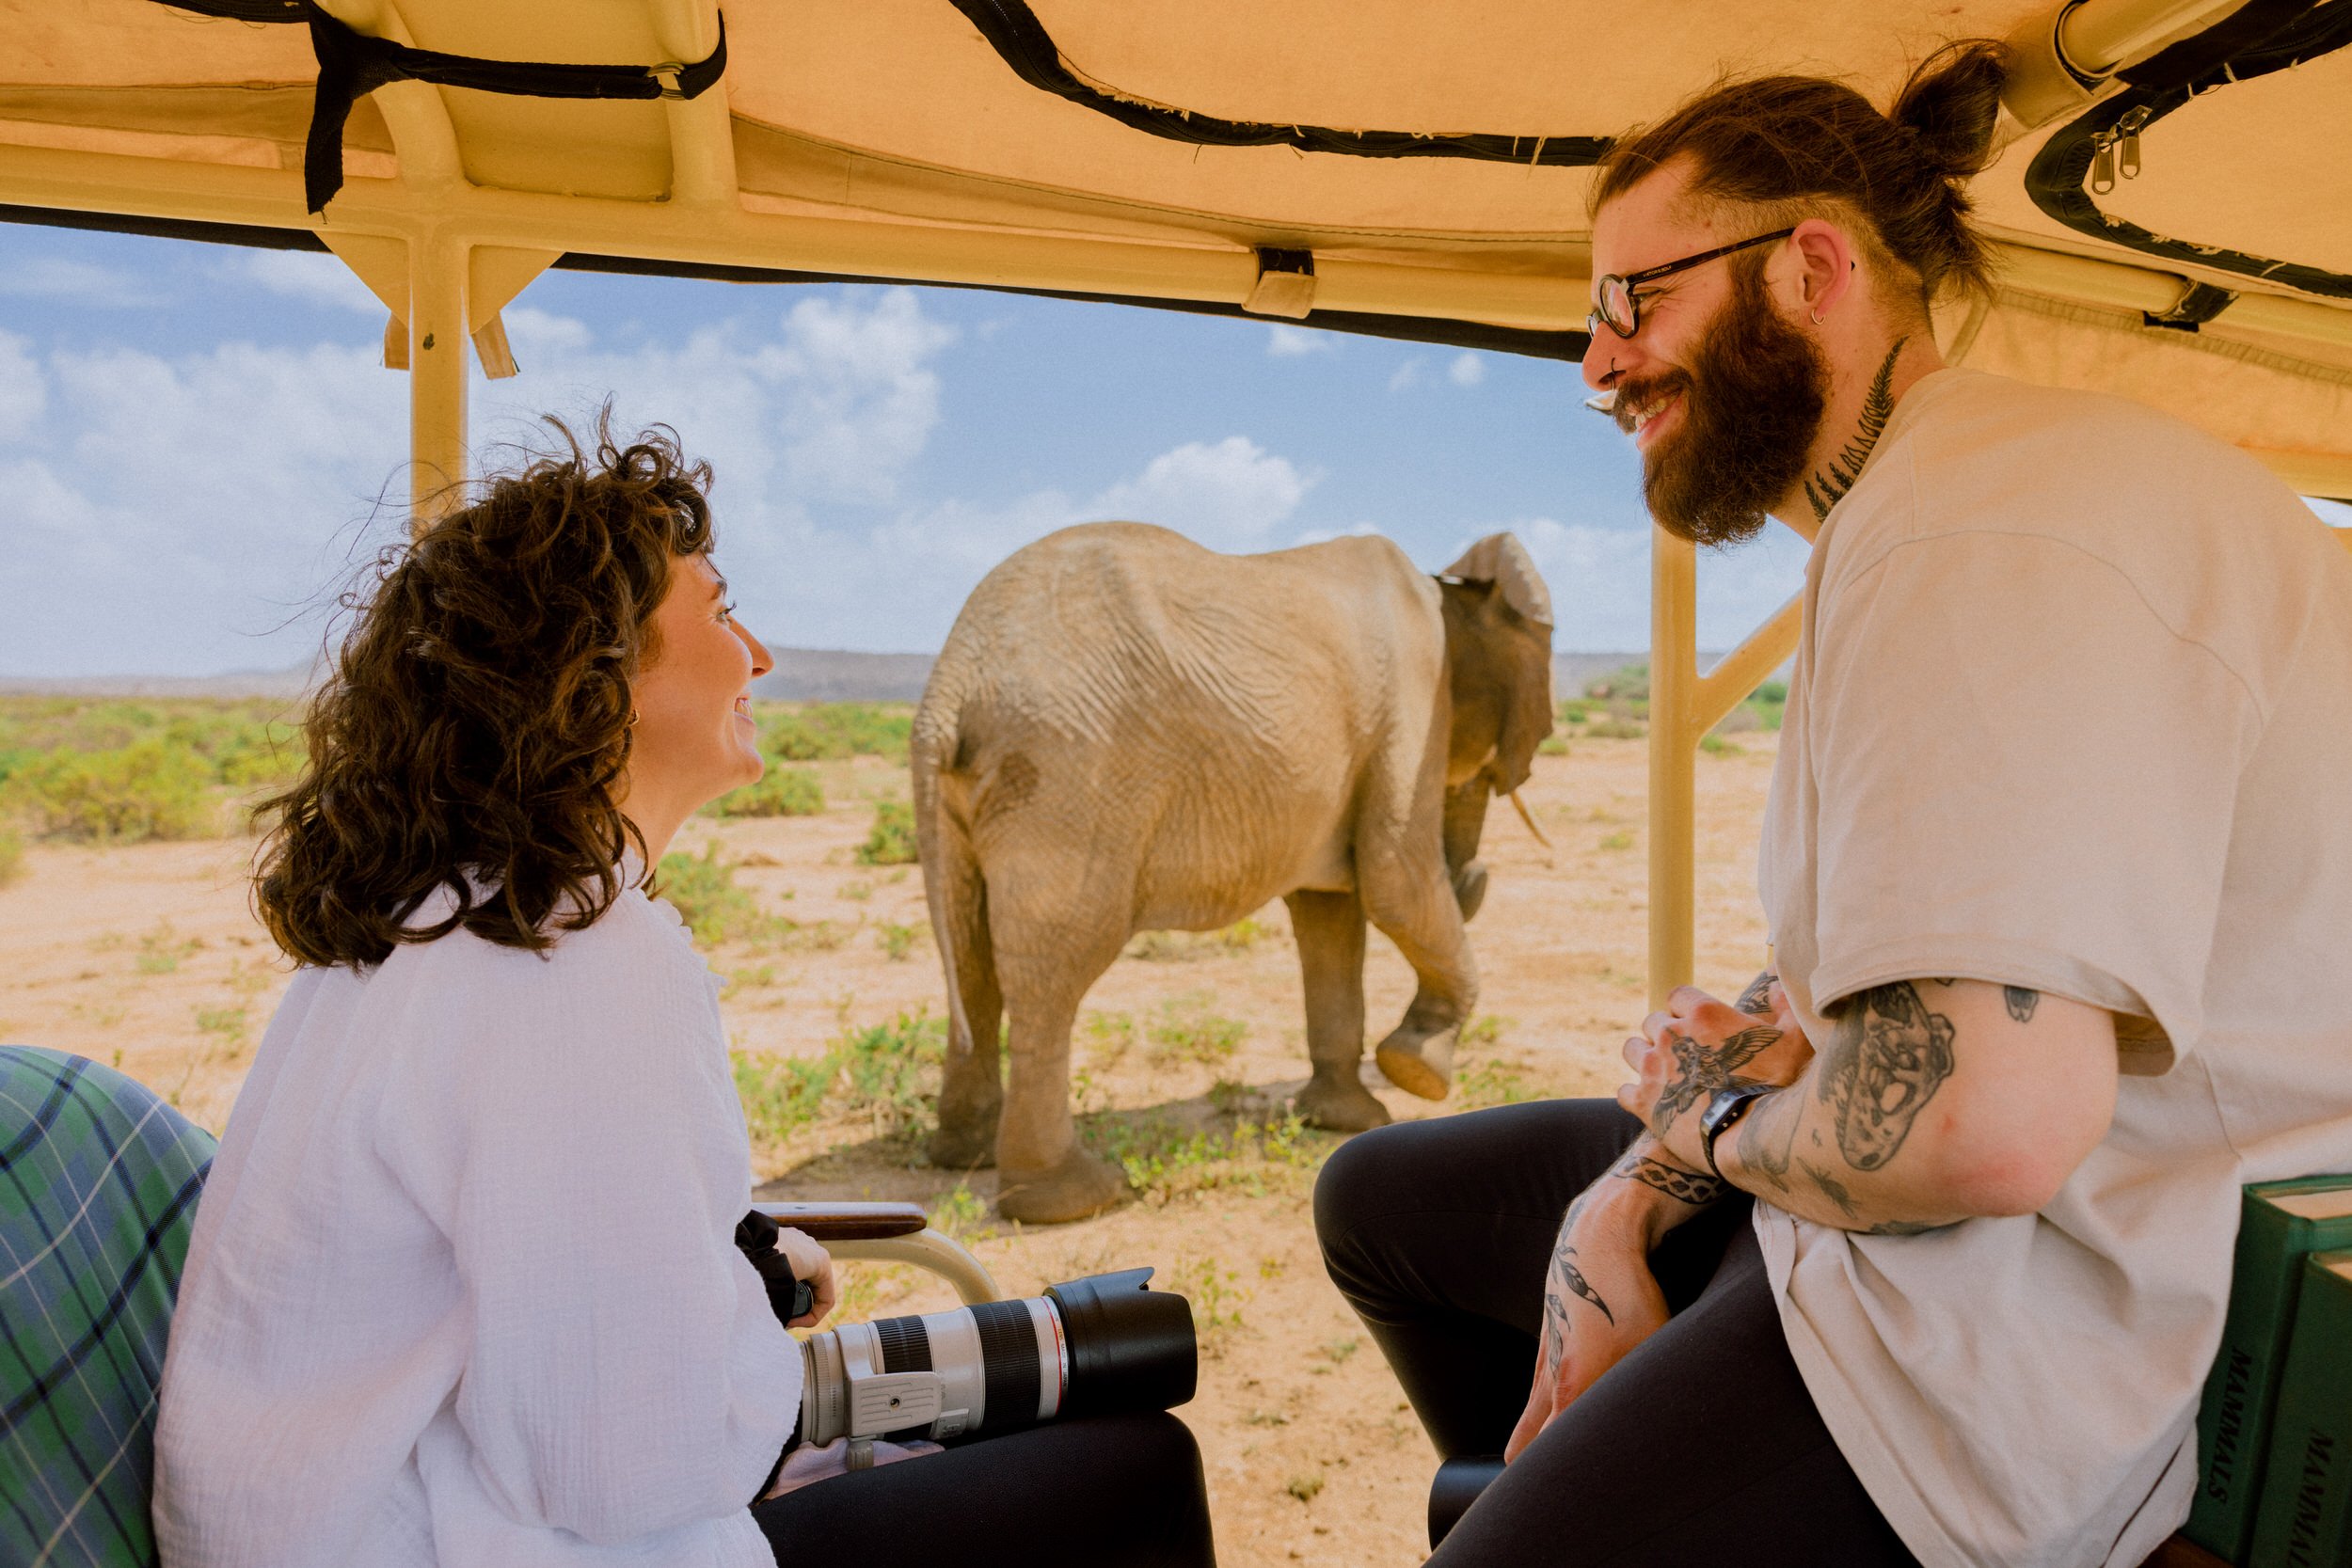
[2091,133,2117,195]
[2117,106,2152,180]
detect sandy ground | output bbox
[0,734,1777,1566]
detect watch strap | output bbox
[1699,1084,1779,1180]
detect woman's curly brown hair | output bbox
[255,416,715,969]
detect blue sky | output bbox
[6,223,2341,679]
[0,222,1820,677]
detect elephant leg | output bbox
[991,933,1131,1226]
[1361,864,1479,1102]
[928,938,1004,1171]
[1283,890,1390,1132]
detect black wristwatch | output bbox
[1698,1084,1780,1179]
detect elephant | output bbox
[911,521,1554,1223]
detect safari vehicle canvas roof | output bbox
[4,0,2350,494]
[4,0,2347,1003]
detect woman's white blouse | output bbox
[154,886,799,1568]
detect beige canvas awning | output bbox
[4,0,2345,996]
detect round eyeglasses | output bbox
[1587,228,1795,340]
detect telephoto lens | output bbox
[799,1267,1196,1449]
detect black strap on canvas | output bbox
[950,0,1612,168]
[151,0,726,213]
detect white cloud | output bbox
[0,257,165,308]
[501,306,593,354]
[1387,357,1424,393]
[1448,352,1486,387]
[0,331,45,434]
[237,250,384,315]
[755,289,958,505]
[1089,436,1311,549]
[1265,324,1334,357]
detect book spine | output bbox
[2249,1258,2352,1568]
[2189,1199,2300,1560]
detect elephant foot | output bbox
[927,1117,998,1170]
[995,1146,1131,1226]
[1375,1025,1456,1101]
[1294,1070,1392,1132]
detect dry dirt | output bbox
[0,735,1779,1566]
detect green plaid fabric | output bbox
[1,1047,215,1568]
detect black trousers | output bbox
[752,1410,1216,1568]
[1314,1100,1921,1567]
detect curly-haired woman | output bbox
[153,421,1216,1568]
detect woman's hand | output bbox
[773,1227,837,1329]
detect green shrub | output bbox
[856,800,919,865]
[1147,993,1247,1066]
[657,841,769,945]
[1752,679,1788,705]
[0,821,21,886]
[733,1050,830,1145]
[709,766,824,818]
[730,1008,948,1148]
[876,919,922,961]
[6,739,214,843]
[829,1008,946,1135]
[1583,663,1649,702]
[757,703,914,762]
[1585,720,1646,741]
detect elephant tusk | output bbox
[1509,788,1555,854]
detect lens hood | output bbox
[1044,1267,1198,1419]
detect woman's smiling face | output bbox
[623,551,772,853]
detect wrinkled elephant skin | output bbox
[912,523,1554,1222]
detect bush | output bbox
[1146,993,1247,1066]
[709,766,824,818]
[0,822,22,887]
[656,840,770,945]
[856,800,919,865]
[5,739,214,843]
[758,703,914,762]
[1583,663,1649,702]
[731,1008,948,1149]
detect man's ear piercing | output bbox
[1808,307,1825,325]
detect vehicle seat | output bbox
[0,1045,216,1568]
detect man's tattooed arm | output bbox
[1816,981,1955,1170]
[1733,967,1778,1019]
[1609,1146,1728,1208]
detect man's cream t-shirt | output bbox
[1756,369,2352,1568]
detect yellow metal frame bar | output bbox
[1645,539,1804,1008]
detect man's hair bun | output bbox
[1890,40,2010,183]
[1590,37,2014,309]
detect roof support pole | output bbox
[408,229,469,534]
[1646,527,1697,1009]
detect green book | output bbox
[2248,1251,2352,1567]
[2186,1179,2352,1563]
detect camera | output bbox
[799,1267,1196,1448]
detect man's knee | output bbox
[1312,1120,1422,1269]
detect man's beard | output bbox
[1617,259,1829,546]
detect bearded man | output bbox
[1314,40,2352,1568]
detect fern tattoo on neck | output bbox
[1804,338,1906,522]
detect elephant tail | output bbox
[912,696,994,1073]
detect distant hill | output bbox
[751,649,937,703]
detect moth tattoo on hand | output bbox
[1650,1025,1781,1135]
[1734,969,1778,1019]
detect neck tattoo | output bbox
[1804,338,1906,522]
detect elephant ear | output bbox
[1443,533,1553,629]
